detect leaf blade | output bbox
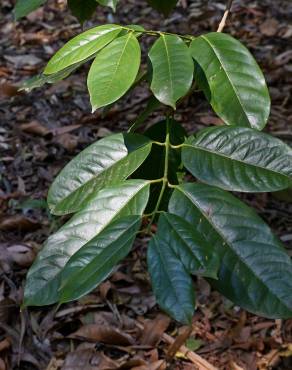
[88,32,141,111]
[60,215,140,302]
[24,180,150,306]
[182,126,292,192]
[148,231,195,324]
[48,133,152,215]
[149,35,194,108]
[14,0,46,19]
[190,33,270,130]
[44,24,122,75]
[161,213,219,278]
[169,183,292,318]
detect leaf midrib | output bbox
[102,32,134,102]
[200,35,250,126]
[161,35,174,105]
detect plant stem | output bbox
[217,0,234,32]
[146,118,171,232]
[122,26,194,41]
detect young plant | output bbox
[22,16,292,324]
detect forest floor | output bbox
[0,0,292,369]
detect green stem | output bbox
[146,118,171,232]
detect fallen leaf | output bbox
[62,349,118,370]
[55,133,78,152]
[69,324,135,346]
[0,215,40,232]
[20,121,50,136]
[259,19,279,36]
[140,314,170,347]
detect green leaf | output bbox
[59,215,140,302]
[24,180,150,306]
[44,24,122,75]
[96,0,119,11]
[68,0,98,23]
[182,126,292,193]
[190,33,270,130]
[149,35,194,109]
[20,62,84,92]
[88,32,141,111]
[159,213,219,278]
[147,0,178,16]
[169,183,292,319]
[147,219,196,324]
[48,133,152,215]
[14,0,46,20]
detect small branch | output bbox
[162,332,218,370]
[217,0,234,33]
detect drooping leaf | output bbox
[14,0,46,20]
[20,62,84,92]
[159,212,219,278]
[169,183,292,319]
[44,24,122,75]
[68,0,98,23]
[147,0,179,16]
[88,32,141,111]
[149,35,194,109]
[48,133,152,215]
[182,126,292,192]
[59,215,140,302]
[24,180,150,306]
[96,0,119,11]
[190,33,271,130]
[147,221,195,324]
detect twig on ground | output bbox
[135,320,218,370]
[217,0,234,32]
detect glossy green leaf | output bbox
[169,183,292,318]
[97,0,119,11]
[147,0,178,16]
[149,35,194,109]
[48,133,152,215]
[59,215,140,302]
[159,213,219,278]
[182,126,292,192]
[88,32,141,111]
[44,24,122,75]
[190,33,270,130]
[14,0,46,19]
[147,218,195,324]
[24,180,150,306]
[68,0,98,23]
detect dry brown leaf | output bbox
[69,324,135,346]
[62,349,118,370]
[0,358,6,370]
[0,215,40,232]
[259,19,279,37]
[6,244,36,267]
[20,121,50,136]
[55,133,78,152]
[140,314,170,347]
